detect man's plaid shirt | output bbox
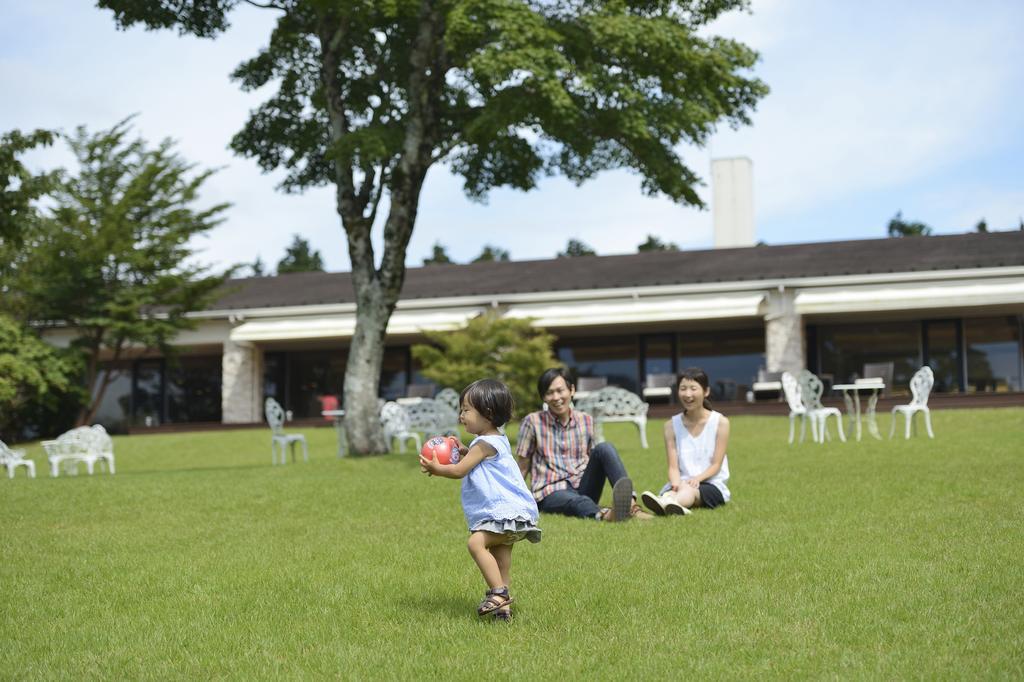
[515,408,595,501]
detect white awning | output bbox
[794,280,1024,315]
[229,308,485,342]
[503,293,765,327]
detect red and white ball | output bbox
[420,436,461,465]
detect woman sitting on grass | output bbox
[420,378,541,622]
[640,367,731,515]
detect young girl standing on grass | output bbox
[640,367,731,515]
[420,378,541,621]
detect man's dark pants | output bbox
[535,443,629,519]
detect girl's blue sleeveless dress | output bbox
[461,434,541,544]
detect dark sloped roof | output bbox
[210,231,1024,311]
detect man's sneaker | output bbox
[610,477,633,522]
[640,490,666,516]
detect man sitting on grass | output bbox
[516,368,652,522]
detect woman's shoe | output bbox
[662,495,691,516]
[640,490,666,516]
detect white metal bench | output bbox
[575,386,650,449]
[404,398,460,440]
[42,425,116,477]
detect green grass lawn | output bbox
[3,408,1023,679]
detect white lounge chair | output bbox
[890,366,935,439]
[0,439,35,479]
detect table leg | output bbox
[853,391,863,441]
[865,389,882,440]
[841,390,856,441]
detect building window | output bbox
[91,362,133,433]
[923,320,963,393]
[678,328,764,402]
[965,316,1023,392]
[817,321,921,394]
[556,335,640,393]
[287,350,346,419]
[167,356,222,423]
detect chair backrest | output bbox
[380,401,412,433]
[758,369,783,383]
[645,373,677,390]
[909,366,935,406]
[576,376,608,392]
[405,383,436,399]
[575,386,648,418]
[265,397,286,433]
[435,387,460,413]
[0,439,17,462]
[404,398,459,433]
[797,370,825,410]
[781,372,805,413]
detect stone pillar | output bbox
[764,287,805,375]
[222,339,261,424]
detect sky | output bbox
[2,1,1022,274]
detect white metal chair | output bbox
[42,425,115,476]
[265,397,308,464]
[0,439,35,479]
[861,362,894,396]
[574,386,650,449]
[781,372,810,444]
[434,387,460,413]
[381,401,422,453]
[890,366,935,439]
[798,370,846,444]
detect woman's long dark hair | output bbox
[678,367,713,413]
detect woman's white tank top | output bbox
[672,410,731,502]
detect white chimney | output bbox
[712,157,755,248]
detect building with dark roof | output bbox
[51,230,1024,430]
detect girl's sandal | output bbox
[493,606,512,622]
[477,587,514,616]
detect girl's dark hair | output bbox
[678,367,713,413]
[537,367,575,400]
[460,379,514,427]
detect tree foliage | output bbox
[887,211,932,237]
[97,0,768,453]
[1,128,57,246]
[0,314,78,442]
[423,242,453,266]
[637,234,679,251]
[558,238,597,257]
[472,244,510,262]
[412,312,557,418]
[276,234,324,273]
[1,118,231,425]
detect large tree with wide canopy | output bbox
[98,0,768,453]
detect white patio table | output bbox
[321,409,347,457]
[832,380,885,441]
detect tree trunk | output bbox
[322,1,443,454]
